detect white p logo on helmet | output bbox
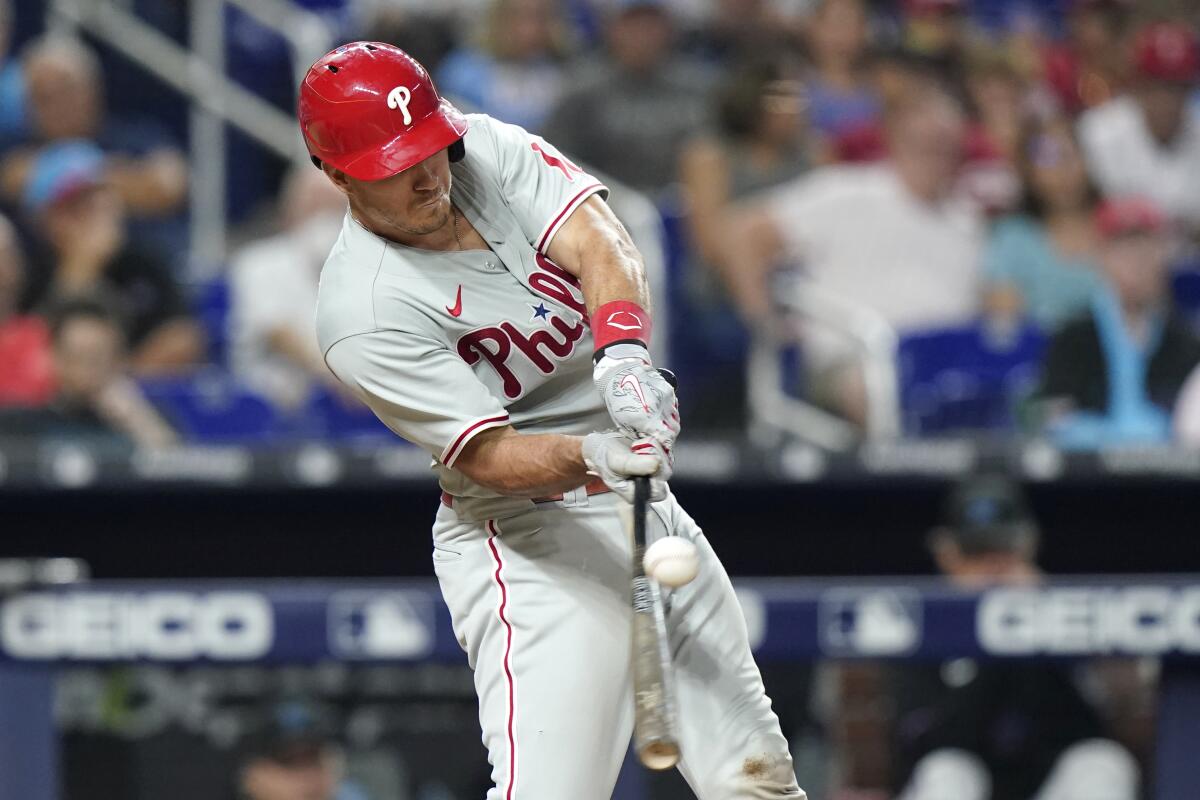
[387,86,413,125]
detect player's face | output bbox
[338,149,454,242]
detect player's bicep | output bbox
[324,330,508,466]
[543,194,638,282]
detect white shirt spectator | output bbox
[764,162,983,368]
[229,213,341,410]
[1077,96,1200,230]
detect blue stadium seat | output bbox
[304,388,395,443]
[898,323,1046,436]
[140,370,287,443]
[192,279,231,366]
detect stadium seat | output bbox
[191,278,231,366]
[304,387,395,442]
[139,370,287,443]
[898,322,1046,436]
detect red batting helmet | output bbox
[298,42,468,181]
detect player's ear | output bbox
[320,161,352,194]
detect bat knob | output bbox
[638,740,681,770]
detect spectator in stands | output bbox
[957,45,1025,215]
[676,60,809,430]
[0,35,187,220]
[0,212,52,406]
[678,0,791,69]
[1034,196,1200,447]
[1078,22,1200,235]
[0,296,176,449]
[723,86,982,426]
[901,0,970,95]
[229,167,348,411]
[1042,0,1132,117]
[801,0,880,145]
[983,117,1104,331]
[542,0,709,194]
[363,6,458,76]
[19,140,204,374]
[0,0,26,146]
[437,0,568,132]
[238,702,368,800]
[891,475,1139,800]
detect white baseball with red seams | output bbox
[644,534,700,588]
[316,114,806,799]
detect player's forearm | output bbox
[547,196,650,314]
[454,427,589,497]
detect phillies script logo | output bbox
[456,255,589,399]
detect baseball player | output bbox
[300,42,805,799]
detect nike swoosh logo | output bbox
[446,285,463,317]
[618,373,651,413]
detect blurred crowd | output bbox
[3,0,1200,450]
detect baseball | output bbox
[643,536,699,588]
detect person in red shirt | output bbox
[0,212,53,406]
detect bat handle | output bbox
[633,476,650,547]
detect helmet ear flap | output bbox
[448,138,466,163]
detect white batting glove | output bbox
[582,431,671,503]
[593,344,680,451]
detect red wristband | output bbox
[592,300,652,351]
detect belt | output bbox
[441,477,611,508]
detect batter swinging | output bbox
[300,42,805,799]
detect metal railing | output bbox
[748,276,900,449]
[46,0,333,273]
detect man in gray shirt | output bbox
[543,0,711,194]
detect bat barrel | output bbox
[631,550,680,769]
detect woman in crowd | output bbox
[983,115,1104,331]
[801,0,879,147]
[677,59,810,430]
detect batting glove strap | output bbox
[581,431,669,503]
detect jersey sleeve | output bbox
[475,116,608,253]
[324,329,509,467]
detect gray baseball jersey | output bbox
[315,113,805,798]
[317,114,609,516]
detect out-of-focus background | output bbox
[1,0,1200,798]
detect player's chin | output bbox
[408,200,450,233]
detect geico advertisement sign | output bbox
[1,592,273,660]
[979,586,1200,655]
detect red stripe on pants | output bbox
[487,521,518,799]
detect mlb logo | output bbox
[328,591,434,659]
[819,589,922,656]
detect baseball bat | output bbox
[628,367,680,770]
